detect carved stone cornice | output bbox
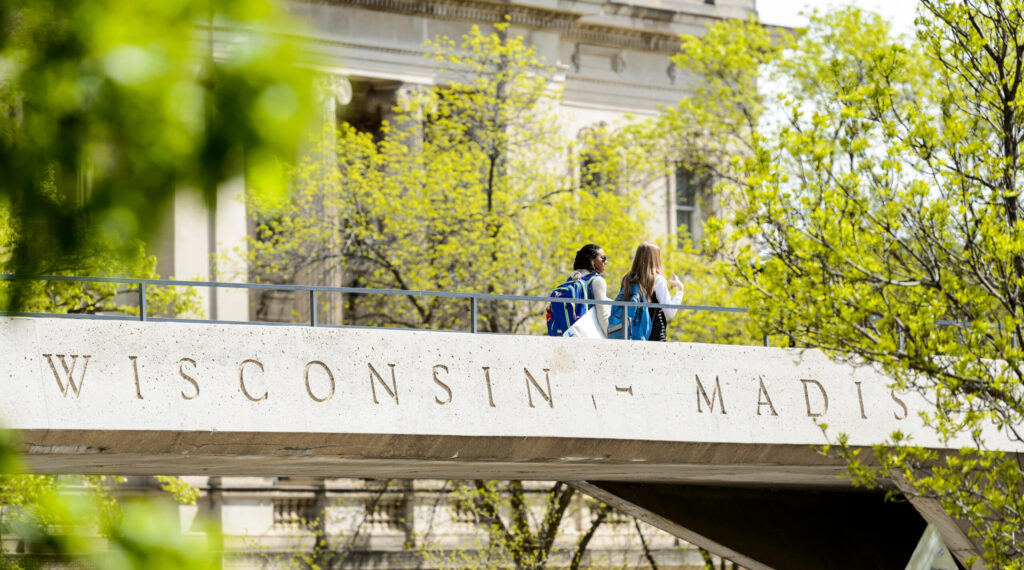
[304,0,575,30]
[299,0,739,54]
[566,25,683,53]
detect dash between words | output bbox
[39,353,911,420]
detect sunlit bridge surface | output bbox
[1,276,1013,570]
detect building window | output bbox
[580,152,607,193]
[577,122,612,193]
[675,164,699,242]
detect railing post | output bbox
[139,283,147,322]
[471,296,478,334]
[762,333,769,347]
[310,290,318,327]
[625,300,630,340]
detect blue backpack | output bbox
[546,272,597,336]
[608,282,652,340]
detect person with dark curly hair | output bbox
[572,243,611,336]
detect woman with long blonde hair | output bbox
[620,242,684,341]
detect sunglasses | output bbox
[599,255,608,262]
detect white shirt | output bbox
[580,270,610,335]
[653,274,684,321]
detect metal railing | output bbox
[0,275,768,346]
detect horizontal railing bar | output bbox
[0,274,748,313]
[934,319,972,327]
[6,276,997,343]
[0,312,139,322]
[1,311,507,333]
[0,312,489,334]
[143,317,455,333]
[148,316,317,327]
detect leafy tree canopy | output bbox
[678,2,1024,565]
[245,21,746,343]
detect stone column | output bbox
[286,74,352,325]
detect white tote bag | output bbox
[563,308,606,339]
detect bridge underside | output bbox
[23,430,849,485]
[23,429,979,569]
[574,481,933,570]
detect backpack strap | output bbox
[582,273,597,296]
[628,282,648,340]
[582,273,596,300]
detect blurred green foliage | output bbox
[0,202,204,316]
[0,430,218,569]
[0,0,314,308]
[0,0,313,566]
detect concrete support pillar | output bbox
[893,474,987,569]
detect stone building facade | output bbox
[116,476,723,568]
[154,0,757,322]
[148,1,758,567]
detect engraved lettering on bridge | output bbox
[129,355,143,400]
[482,366,496,407]
[10,316,1022,482]
[696,374,726,414]
[524,368,553,408]
[891,389,908,421]
[303,361,334,403]
[178,358,200,400]
[369,363,398,405]
[756,377,777,416]
[238,359,268,402]
[432,364,452,406]
[801,379,829,417]
[42,354,91,398]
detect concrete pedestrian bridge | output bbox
[2,315,1014,569]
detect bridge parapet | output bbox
[3,315,1016,482]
